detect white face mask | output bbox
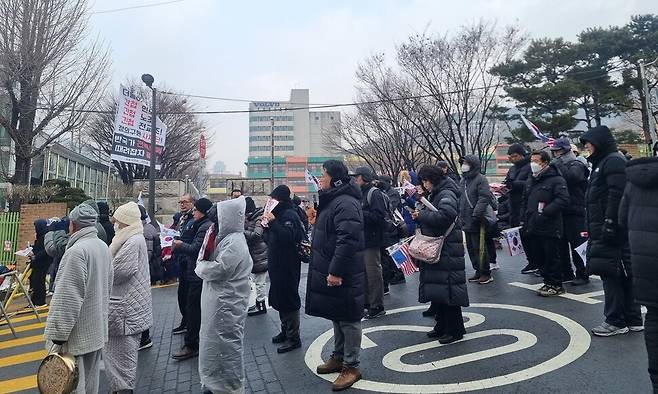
[530,162,543,175]
[461,164,471,173]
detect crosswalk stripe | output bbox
[0,375,37,393]
[0,312,48,326]
[0,349,47,368]
[0,322,46,337]
[0,334,44,350]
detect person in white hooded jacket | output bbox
[104,201,153,394]
[195,196,253,394]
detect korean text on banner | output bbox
[110,85,167,169]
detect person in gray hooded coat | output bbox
[196,196,253,394]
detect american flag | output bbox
[386,241,418,276]
[402,180,417,197]
[520,114,556,148]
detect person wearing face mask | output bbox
[520,151,570,296]
[459,155,498,285]
[580,125,643,337]
[550,137,590,285]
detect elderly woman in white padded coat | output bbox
[104,201,153,394]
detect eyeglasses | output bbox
[179,200,191,204]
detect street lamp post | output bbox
[270,116,275,191]
[141,73,157,220]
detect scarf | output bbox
[109,221,144,257]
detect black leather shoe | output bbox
[277,340,301,354]
[438,334,464,344]
[272,332,287,344]
[172,346,198,360]
[427,329,443,338]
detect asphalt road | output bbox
[0,250,651,393]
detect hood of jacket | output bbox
[216,197,246,241]
[318,179,362,211]
[462,154,482,179]
[580,126,618,166]
[34,219,49,238]
[432,175,460,198]
[626,157,658,190]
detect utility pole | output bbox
[270,116,275,192]
[639,58,658,150]
[141,73,157,220]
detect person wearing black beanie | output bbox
[262,184,306,354]
[172,196,213,360]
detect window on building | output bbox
[48,153,58,179]
[76,163,84,188]
[65,159,74,181]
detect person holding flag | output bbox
[411,164,468,344]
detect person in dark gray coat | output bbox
[244,197,269,316]
[619,156,658,390]
[413,165,469,344]
[459,155,497,285]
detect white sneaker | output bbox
[629,325,645,332]
[490,263,500,271]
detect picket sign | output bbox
[500,227,525,256]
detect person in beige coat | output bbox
[104,202,153,394]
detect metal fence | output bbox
[0,212,19,266]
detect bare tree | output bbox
[86,84,209,184]
[0,0,111,185]
[392,22,524,172]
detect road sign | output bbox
[305,303,591,393]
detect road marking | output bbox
[0,322,46,337]
[0,375,37,393]
[361,313,485,350]
[0,334,44,350]
[0,312,48,326]
[382,329,537,373]
[305,303,591,393]
[509,282,604,304]
[0,349,47,368]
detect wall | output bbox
[16,202,67,271]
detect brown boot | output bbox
[332,366,362,391]
[317,356,343,374]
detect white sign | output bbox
[575,240,588,264]
[110,85,167,169]
[305,303,590,393]
[261,198,279,228]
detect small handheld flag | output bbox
[520,114,555,148]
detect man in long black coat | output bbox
[580,125,642,337]
[263,185,305,354]
[306,159,365,391]
[620,156,658,389]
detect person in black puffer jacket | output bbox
[620,156,658,390]
[263,185,305,354]
[244,197,269,316]
[306,160,366,391]
[459,155,497,285]
[413,165,469,345]
[29,219,52,307]
[504,144,532,228]
[97,201,114,245]
[550,137,590,285]
[520,151,570,296]
[172,197,213,360]
[580,125,642,337]
[377,175,406,287]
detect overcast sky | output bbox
[89,0,656,174]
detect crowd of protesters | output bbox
[20,123,657,393]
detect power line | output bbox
[91,0,185,15]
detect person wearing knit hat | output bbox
[172,196,214,360]
[44,202,113,394]
[105,201,152,393]
[262,184,306,354]
[137,204,163,350]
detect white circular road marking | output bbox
[304,303,591,393]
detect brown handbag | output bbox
[37,344,79,394]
